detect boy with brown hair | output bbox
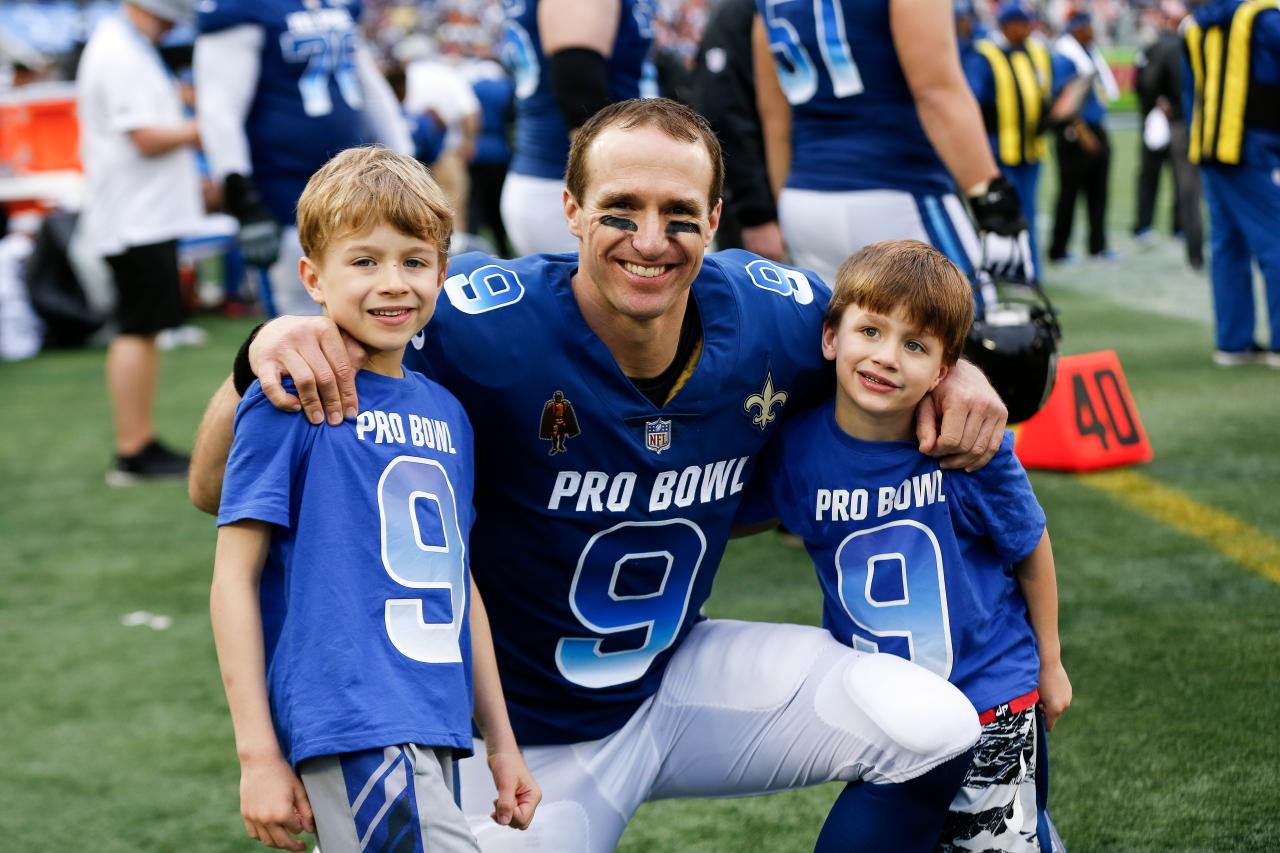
[750,240,1072,851]
[211,146,538,853]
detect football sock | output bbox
[813,749,973,853]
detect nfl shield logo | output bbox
[645,419,672,454]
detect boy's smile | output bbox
[823,305,950,441]
[299,222,446,377]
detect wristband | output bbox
[548,48,611,130]
[232,323,266,397]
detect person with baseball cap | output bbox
[76,0,204,483]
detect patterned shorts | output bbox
[938,705,1065,852]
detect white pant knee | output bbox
[843,653,979,763]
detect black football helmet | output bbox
[965,276,1062,424]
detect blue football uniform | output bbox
[759,0,985,286]
[471,68,515,167]
[402,250,832,745]
[751,404,1046,714]
[1185,0,1280,357]
[500,0,655,181]
[198,0,370,225]
[218,370,476,766]
[757,0,951,195]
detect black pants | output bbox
[1132,123,1204,265]
[1049,123,1111,259]
[1135,141,1180,235]
[468,161,512,258]
[1168,121,1204,266]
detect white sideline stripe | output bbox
[1078,469,1280,584]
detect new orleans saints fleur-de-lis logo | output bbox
[744,371,788,430]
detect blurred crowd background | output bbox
[0,0,1188,362]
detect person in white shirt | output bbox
[403,47,482,233]
[76,0,203,483]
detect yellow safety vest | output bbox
[1186,0,1280,165]
[975,38,1054,166]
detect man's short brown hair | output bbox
[565,98,724,211]
[296,146,453,262]
[826,240,974,364]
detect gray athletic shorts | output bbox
[299,744,480,853]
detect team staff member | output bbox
[77,0,203,483]
[1133,0,1203,270]
[1048,11,1120,264]
[753,0,1035,289]
[193,0,411,317]
[499,0,653,255]
[966,2,1078,279]
[1185,0,1280,366]
[192,99,1013,853]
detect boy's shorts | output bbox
[939,699,1066,853]
[299,743,480,853]
[104,239,185,335]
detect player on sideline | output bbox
[192,100,1014,852]
[211,147,538,852]
[499,0,654,255]
[194,0,412,317]
[745,240,1072,851]
[753,0,1034,288]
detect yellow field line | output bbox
[1077,469,1280,584]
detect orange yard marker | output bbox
[1013,351,1153,472]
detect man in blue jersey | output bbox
[1183,0,1280,366]
[193,0,411,316]
[498,0,654,255]
[192,100,1013,852]
[955,0,987,68]
[753,0,1034,288]
[464,55,516,257]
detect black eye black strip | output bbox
[666,221,701,235]
[600,214,638,232]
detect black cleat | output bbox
[106,440,190,486]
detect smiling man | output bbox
[192,99,1012,852]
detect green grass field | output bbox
[2,126,1278,851]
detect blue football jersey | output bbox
[757,0,952,194]
[218,370,476,765]
[402,250,832,744]
[472,72,514,166]
[198,0,370,224]
[500,0,655,180]
[754,403,1045,713]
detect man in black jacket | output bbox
[689,0,784,260]
[1133,1,1203,268]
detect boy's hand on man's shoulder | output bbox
[250,316,368,425]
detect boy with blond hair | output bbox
[749,240,1071,852]
[211,146,538,853]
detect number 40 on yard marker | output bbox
[1013,351,1154,472]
